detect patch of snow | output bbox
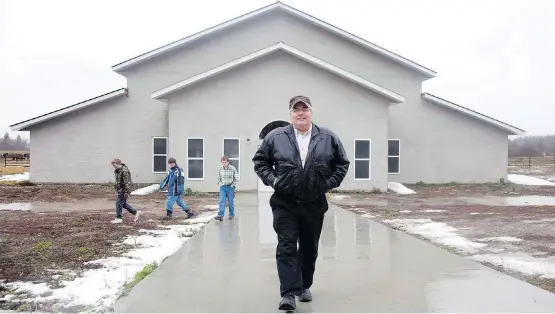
[507,174,555,186]
[362,213,378,219]
[0,172,29,182]
[421,209,447,213]
[2,213,216,311]
[204,205,219,210]
[387,182,416,195]
[470,252,555,279]
[476,236,522,243]
[331,194,350,199]
[522,218,555,224]
[0,203,31,211]
[130,184,160,196]
[399,210,412,213]
[470,212,480,215]
[383,218,487,254]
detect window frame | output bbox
[353,138,372,180]
[222,138,241,176]
[186,137,204,180]
[388,139,401,174]
[152,136,168,174]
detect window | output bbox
[223,138,240,174]
[388,140,400,174]
[152,137,168,173]
[354,139,371,180]
[187,138,204,180]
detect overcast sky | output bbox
[1,0,554,139]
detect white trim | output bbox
[152,137,168,173]
[186,137,205,180]
[421,93,526,135]
[111,3,435,77]
[222,138,241,176]
[10,88,128,131]
[151,42,405,103]
[387,139,400,175]
[353,138,371,180]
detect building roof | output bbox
[111,1,436,78]
[421,93,525,135]
[10,88,128,131]
[151,42,406,103]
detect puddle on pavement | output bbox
[0,200,117,212]
[458,195,555,206]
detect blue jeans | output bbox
[218,185,235,217]
[166,195,190,213]
[116,193,137,218]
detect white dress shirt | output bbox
[295,123,312,168]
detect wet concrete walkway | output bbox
[114,192,555,312]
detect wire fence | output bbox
[508,156,555,176]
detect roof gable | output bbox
[421,93,525,135]
[150,42,406,103]
[10,88,128,131]
[111,2,436,78]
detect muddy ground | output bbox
[0,184,219,286]
[329,182,555,294]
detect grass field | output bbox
[0,166,28,176]
[508,156,555,179]
[0,150,29,154]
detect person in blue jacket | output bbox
[160,157,195,220]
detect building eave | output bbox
[421,93,526,136]
[111,2,436,78]
[151,42,406,103]
[10,88,128,132]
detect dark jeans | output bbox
[270,193,327,297]
[116,193,137,218]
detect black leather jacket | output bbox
[253,123,350,203]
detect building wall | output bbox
[167,52,391,192]
[28,95,166,183]
[387,98,509,183]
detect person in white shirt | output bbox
[252,95,350,311]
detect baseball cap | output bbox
[289,95,312,110]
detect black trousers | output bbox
[270,193,328,297]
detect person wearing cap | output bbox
[110,158,141,224]
[252,95,350,310]
[159,157,196,220]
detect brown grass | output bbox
[0,166,27,176]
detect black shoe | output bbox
[163,211,172,220]
[278,294,296,311]
[214,216,223,221]
[298,289,312,302]
[185,211,195,219]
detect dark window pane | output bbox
[224,139,239,158]
[388,157,399,173]
[355,160,370,179]
[355,140,370,159]
[153,156,167,172]
[388,140,400,156]
[229,159,239,173]
[188,160,203,179]
[153,138,167,155]
[188,139,203,158]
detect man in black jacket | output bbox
[252,95,350,311]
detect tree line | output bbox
[509,134,555,157]
[0,133,30,151]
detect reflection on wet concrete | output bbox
[114,192,555,313]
